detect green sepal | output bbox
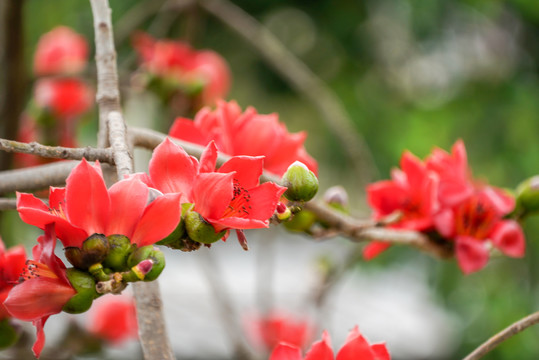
[284,209,317,233]
[184,209,226,244]
[127,246,166,282]
[103,234,135,271]
[62,268,100,314]
[65,234,110,270]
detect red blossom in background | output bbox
[34,78,93,121]
[33,26,88,76]
[133,32,230,106]
[169,100,318,176]
[16,159,182,249]
[269,326,390,360]
[364,140,525,274]
[146,138,286,240]
[244,311,313,352]
[0,238,27,321]
[87,295,138,344]
[3,224,76,358]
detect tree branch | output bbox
[463,311,539,360]
[0,138,114,163]
[0,161,77,194]
[198,0,378,186]
[90,1,175,359]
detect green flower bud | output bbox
[63,268,100,314]
[516,176,539,215]
[65,234,110,270]
[127,246,166,281]
[103,235,135,271]
[282,161,319,202]
[283,209,317,233]
[184,209,226,244]
[156,220,186,249]
[0,319,19,349]
[323,186,349,213]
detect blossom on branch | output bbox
[16,159,182,249]
[34,78,93,121]
[33,26,88,76]
[364,140,526,274]
[87,294,138,344]
[133,32,230,107]
[169,100,318,176]
[3,225,76,358]
[269,326,390,360]
[0,238,27,321]
[145,138,286,246]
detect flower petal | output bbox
[65,159,110,235]
[363,242,391,261]
[371,343,391,360]
[490,220,525,258]
[455,236,490,274]
[169,117,208,146]
[336,326,376,360]
[193,172,234,221]
[199,141,218,173]
[305,331,334,360]
[149,138,198,196]
[107,178,149,237]
[32,316,48,358]
[131,193,182,247]
[218,156,265,189]
[269,343,303,360]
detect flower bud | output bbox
[127,246,166,282]
[275,202,292,221]
[0,319,19,349]
[516,176,539,215]
[156,220,186,249]
[282,161,319,202]
[184,209,226,244]
[283,209,316,233]
[103,235,134,271]
[63,268,100,314]
[323,186,349,213]
[65,234,110,270]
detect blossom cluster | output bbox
[16,26,93,168]
[365,140,525,274]
[132,32,230,109]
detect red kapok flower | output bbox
[147,138,286,240]
[133,32,230,106]
[4,224,76,358]
[33,26,88,76]
[269,326,390,360]
[434,187,525,274]
[0,238,27,321]
[244,311,313,352]
[426,140,474,207]
[87,295,138,344]
[34,78,93,120]
[364,151,438,259]
[169,100,318,176]
[17,159,182,249]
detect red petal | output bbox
[336,326,376,360]
[305,331,334,360]
[367,181,407,218]
[32,316,48,358]
[107,179,148,237]
[433,209,455,239]
[48,187,66,209]
[371,343,391,360]
[2,245,27,283]
[400,151,425,188]
[455,236,490,274]
[219,156,265,189]
[193,172,234,221]
[199,141,218,173]
[481,186,515,215]
[363,242,391,261]
[490,220,525,257]
[169,117,208,145]
[241,182,286,220]
[131,193,182,247]
[4,277,75,321]
[269,343,303,360]
[65,159,110,235]
[149,138,198,196]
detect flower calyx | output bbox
[65,233,109,270]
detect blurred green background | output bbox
[4,0,539,359]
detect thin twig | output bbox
[0,138,114,163]
[198,0,378,186]
[0,198,16,210]
[463,311,539,360]
[90,1,175,359]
